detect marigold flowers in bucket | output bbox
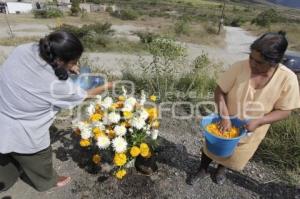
[73,87,160,180]
[206,123,239,138]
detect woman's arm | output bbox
[214,86,232,131]
[246,110,291,132]
[86,82,114,99]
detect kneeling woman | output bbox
[190,31,300,185]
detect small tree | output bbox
[70,0,80,16]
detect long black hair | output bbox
[250,31,288,65]
[39,31,84,80]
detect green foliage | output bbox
[252,9,281,27]
[33,8,63,18]
[70,0,81,16]
[135,31,159,44]
[147,37,186,63]
[174,19,190,35]
[256,112,300,179]
[122,39,218,102]
[110,8,140,20]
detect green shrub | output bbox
[135,31,159,44]
[252,9,281,27]
[110,8,139,20]
[174,19,190,35]
[33,8,63,18]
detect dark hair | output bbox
[39,31,84,80]
[250,31,288,64]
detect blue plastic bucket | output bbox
[70,66,105,90]
[200,114,247,157]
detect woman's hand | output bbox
[218,118,232,132]
[69,65,80,75]
[105,81,114,90]
[245,119,262,132]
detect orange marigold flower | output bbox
[80,139,91,147]
[92,154,101,164]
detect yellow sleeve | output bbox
[274,73,300,110]
[217,61,243,93]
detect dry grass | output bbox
[243,22,300,51]
[0,36,40,46]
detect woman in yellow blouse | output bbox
[189,31,300,185]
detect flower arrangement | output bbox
[206,123,239,138]
[73,87,159,179]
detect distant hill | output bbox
[267,0,300,9]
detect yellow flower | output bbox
[146,108,158,121]
[79,139,91,147]
[111,102,123,110]
[151,120,160,128]
[130,146,140,157]
[150,95,157,102]
[93,128,105,140]
[92,154,101,164]
[121,121,131,128]
[118,95,126,101]
[145,150,152,159]
[107,130,116,139]
[140,143,150,157]
[123,111,133,119]
[90,113,102,122]
[114,153,127,166]
[95,104,101,112]
[115,169,127,180]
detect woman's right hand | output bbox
[218,118,232,132]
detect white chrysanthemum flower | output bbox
[96,135,111,149]
[81,128,92,139]
[125,97,137,107]
[139,108,149,121]
[77,121,89,130]
[131,117,146,130]
[86,104,95,116]
[112,136,128,153]
[129,128,133,133]
[95,95,102,105]
[101,97,113,109]
[93,122,105,131]
[151,129,159,140]
[114,125,127,136]
[102,113,109,125]
[146,130,151,135]
[108,112,121,124]
[122,105,134,112]
[140,90,146,106]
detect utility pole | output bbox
[4,14,14,38]
[217,0,226,34]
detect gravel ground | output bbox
[1,109,299,199]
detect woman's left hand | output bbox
[245,119,262,132]
[69,65,80,75]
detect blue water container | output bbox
[70,66,105,90]
[200,114,248,157]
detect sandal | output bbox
[56,176,71,188]
[213,171,226,185]
[186,169,210,185]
